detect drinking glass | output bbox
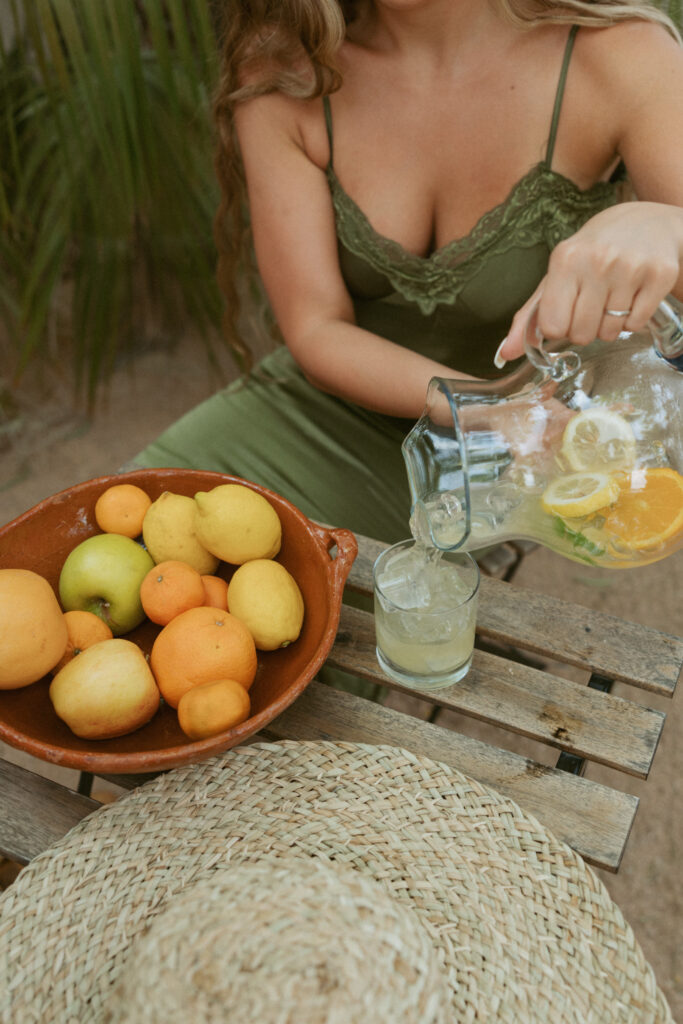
[373,539,480,691]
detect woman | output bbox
[133,0,683,545]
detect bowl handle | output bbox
[308,522,358,603]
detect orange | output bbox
[0,569,68,689]
[53,610,114,673]
[95,483,152,538]
[200,574,229,610]
[150,606,257,708]
[139,560,206,626]
[177,678,251,740]
[604,467,683,550]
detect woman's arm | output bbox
[235,91,475,419]
[499,21,683,362]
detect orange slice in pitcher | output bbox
[604,467,683,550]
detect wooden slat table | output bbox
[1,532,680,875]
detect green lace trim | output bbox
[327,163,618,315]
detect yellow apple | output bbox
[49,638,160,740]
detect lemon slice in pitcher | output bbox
[561,408,636,472]
[541,472,619,518]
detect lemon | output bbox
[227,559,304,650]
[142,492,219,575]
[561,408,636,473]
[541,472,620,518]
[194,484,282,565]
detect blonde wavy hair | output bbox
[213,0,680,368]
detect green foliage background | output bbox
[0,0,223,404]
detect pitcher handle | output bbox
[650,299,683,365]
[524,297,683,375]
[523,304,582,381]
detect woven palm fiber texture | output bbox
[103,860,449,1023]
[0,741,673,1023]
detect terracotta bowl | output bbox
[0,469,357,774]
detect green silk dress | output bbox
[133,26,618,545]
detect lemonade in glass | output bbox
[373,540,480,690]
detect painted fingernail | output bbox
[493,338,508,369]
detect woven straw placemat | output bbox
[0,740,673,1024]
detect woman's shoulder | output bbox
[574,17,682,84]
[568,18,683,125]
[234,80,330,171]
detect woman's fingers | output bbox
[598,304,632,340]
[497,205,682,366]
[496,280,547,364]
[623,261,679,330]
[538,246,609,345]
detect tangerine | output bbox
[150,606,257,708]
[53,610,114,673]
[140,560,206,626]
[200,574,229,610]
[0,569,68,689]
[604,467,683,550]
[95,483,152,538]
[177,678,251,740]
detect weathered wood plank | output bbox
[98,770,162,791]
[347,534,683,695]
[329,605,665,778]
[343,532,385,590]
[266,682,638,872]
[0,759,99,865]
[477,577,683,697]
[0,689,636,872]
[474,542,519,579]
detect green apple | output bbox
[49,638,160,739]
[59,533,154,635]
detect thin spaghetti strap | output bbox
[545,24,579,168]
[322,94,334,165]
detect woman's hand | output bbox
[497,201,683,364]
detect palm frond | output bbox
[1,0,225,405]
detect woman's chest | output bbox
[321,35,617,256]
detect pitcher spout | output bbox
[402,377,515,551]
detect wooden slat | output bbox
[266,682,638,872]
[98,771,162,791]
[0,702,635,874]
[347,534,683,696]
[0,691,636,871]
[329,605,665,778]
[343,532,385,590]
[0,759,99,864]
[474,543,519,579]
[477,577,683,696]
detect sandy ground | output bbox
[1,334,681,1018]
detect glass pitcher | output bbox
[403,299,683,569]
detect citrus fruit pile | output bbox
[541,408,683,557]
[0,481,305,744]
